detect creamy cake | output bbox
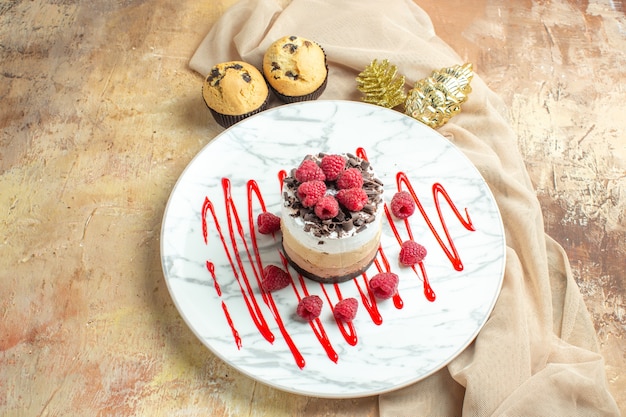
[281,153,384,283]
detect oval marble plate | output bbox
[161,100,506,398]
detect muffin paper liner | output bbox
[205,89,270,129]
[269,71,328,103]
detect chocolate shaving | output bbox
[282,152,384,238]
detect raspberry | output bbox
[257,212,281,234]
[399,240,427,266]
[320,154,346,181]
[369,272,399,299]
[297,180,326,207]
[333,297,358,322]
[336,168,364,190]
[296,295,323,321]
[390,191,416,219]
[336,188,368,211]
[261,265,291,292]
[314,195,339,220]
[295,159,326,183]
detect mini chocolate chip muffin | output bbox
[202,61,269,128]
[262,35,328,103]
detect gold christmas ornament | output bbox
[356,59,406,108]
[404,63,473,129]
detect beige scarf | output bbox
[190,0,619,415]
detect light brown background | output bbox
[1,0,624,415]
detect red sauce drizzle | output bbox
[384,204,436,301]
[321,284,358,346]
[396,172,474,271]
[246,180,272,301]
[373,247,404,309]
[198,148,475,368]
[278,170,287,191]
[201,195,275,343]
[206,261,242,349]
[246,179,305,369]
[289,269,339,363]
[354,274,383,325]
[358,148,405,308]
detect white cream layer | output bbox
[280,188,384,256]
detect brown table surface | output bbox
[1,0,624,415]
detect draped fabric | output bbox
[189,1,619,415]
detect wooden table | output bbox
[1,0,624,415]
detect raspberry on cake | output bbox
[336,167,364,190]
[280,152,384,283]
[295,159,326,182]
[336,188,368,212]
[320,154,346,181]
[314,195,339,220]
[297,180,326,207]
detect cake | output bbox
[262,35,328,103]
[202,61,269,128]
[280,153,384,283]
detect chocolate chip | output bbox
[271,62,280,71]
[207,67,221,83]
[241,73,251,83]
[289,35,297,41]
[285,71,298,80]
[283,43,298,54]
